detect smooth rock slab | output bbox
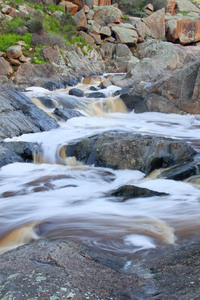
[0,239,144,300]
[65,130,196,174]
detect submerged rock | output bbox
[65,130,196,174]
[53,107,83,121]
[86,91,106,98]
[111,185,168,200]
[0,141,41,168]
[69,88,84,97]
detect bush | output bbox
[32,32,66,48]
[111,0,167,16]
[26,19,44,33]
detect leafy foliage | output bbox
[0,33,32,52]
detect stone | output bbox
[69,0,85,10]
[1,5,12,14]
[73,9,88,31]
[111,25,138,44]
[53,107,83,121]
[129,17,150,39]
[6,45,22,59]
[79,31,95,44]
[99,42,116,60]
[40,46,66,66]
[0,87,59,141]
[0,57,13,76]
[123,60,200,115]
[111,185,167,201]
[88,20,101,34]
[99,79,112,89]
[83,5,90,13]
[69,88,84,97]
[167,0,200,15]
[93,5,123,26]
[86,91,106,98]
[115,44,132,57]
[143,8,165,39]
[85,0,111,6]
[143,3,154,15]
[65,130,196,174]
[100,26,111,36]
[86,9,94,20]
[60,1,78,15]
[89,33,102,44]
[166,16,200,45]
[8,58,21,66]
[18,54,29,63]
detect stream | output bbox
[0,74,200,258]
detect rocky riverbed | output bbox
[0,0,200,299]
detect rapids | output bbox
[0,74,200,257]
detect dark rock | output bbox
[113,88,130,97]
[90,86,99,91]
[0,239,143,300]
[52,94,90,110]
[86,92,106,98]
[65,130,196,174]
[53,108,83,121]
[0,87,59,141]
[37,96,56,109]
[0,142,41,168]
[69,88,84,97]
[157,159,200,181]
[111,185,168,200]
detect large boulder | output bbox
[166,16,200,45]
[111,24,138,44]
[65,130,196,174]
[6,45,22,59]
[73,9,88,30]
[166,0,200,15]
[92,5,123,26]
[126,40,198,85]
[121,60,200,114]
[0,87,59,141]
[143,8,165,39]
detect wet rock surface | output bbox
[66,130,196,174]
[0,239,199,299]
[111,185,168,200]
[0,141,42,168]
[0,86,59,142]
[53,107,83,121]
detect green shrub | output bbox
[31,45,47,64]
[26,19,44,33]
[0,33,32,52]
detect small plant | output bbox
[124,14,129,20]
[31,45,47,64]
[177,10,188,16]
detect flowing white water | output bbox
[1,76,200,255]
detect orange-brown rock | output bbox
[166,16,200,45]
[85,0,111,6]
[74,9,88,30]
[166,0,177,15]
[64,0,85,10]
[60,1,78,15]
[143,8,165,39]
[0,57,13,76]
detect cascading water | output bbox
[0,75,200,257]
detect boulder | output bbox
[88,20,101,34]
[65,130,196,174]
[111,25,138,44]
[111,185,168,201]
[0,87,58,141]
[166,16,200,45]
[53,107,83,121]
[0,57,13,76]
[60,1,78,15]
[0,141,42,168]
[73,9,88,31]
[126,40,198,84]
[85,0,111,7]
[40,46,66,66]
[122,60,200,114]
[115,44,132,57]
[89,32,102,44]
[69,0,85,10]
[6,45,22,59]
[129,17,150,39]
[166,0,200,15]
[69,88,84,97]
[92,5,123,26]
[79,31,95,44]
[100,26,111,36]
[86,91,106,98]
[143,8,165,39]
[100,42,116,60]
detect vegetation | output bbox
[0,0,90,64]
[112,0,167,16]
